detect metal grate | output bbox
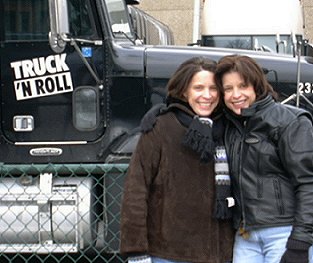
[0,163,128,263]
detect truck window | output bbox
[2,0,49,41]
[2,0,95,42]
[106,0,132,37]
[67,0,95,37]
[203,36,251,50]
[202,35,300,54]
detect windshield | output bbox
[201,35,303,55]
[105,0,132,37]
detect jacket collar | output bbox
[225,95,274,119]
[241,95,274,117]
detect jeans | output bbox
[233,225,290,263]
[308,246,313,263]
[233,225,313,263]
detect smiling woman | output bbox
[222,71,256,115]
[183,70,219,116]
[120,56,234,263]
[215,55,313,263]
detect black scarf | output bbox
[175,110,215,162]
[139,98,234,219]
[167,98,233,219]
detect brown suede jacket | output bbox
[120,105,234,263]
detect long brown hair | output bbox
[167,56,217,100]
[215,55,277,101]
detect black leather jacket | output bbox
[224,95,313,244]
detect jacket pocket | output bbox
[273,178,284,215]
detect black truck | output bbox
[0,0,313,262]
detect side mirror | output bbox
[303,40,313,57]
[49,0,70,53]
[73,86,99,131]
[275,34,287,54]
[291,32,298,57]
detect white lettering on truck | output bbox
[10,54,73,100]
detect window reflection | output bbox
[3,0,49,41]
[2,0,95,41]
[106,0,132,37]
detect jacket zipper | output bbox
[239,120,247,229]
[226,115,248,230]
[273,178,284,215]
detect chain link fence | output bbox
[0,163,129,263]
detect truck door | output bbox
[0,0,105,144]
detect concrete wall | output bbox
[137,0,196,45]
[303,0,313,42]
[138,0,313,46]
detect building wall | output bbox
[138,0,313,46]
[138,0,196,45]
[303,0,313,42]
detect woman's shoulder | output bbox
[270,102,312,121]
[153,111,181,132]
[140,102,191,134]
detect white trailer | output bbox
[201,0,304,54]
